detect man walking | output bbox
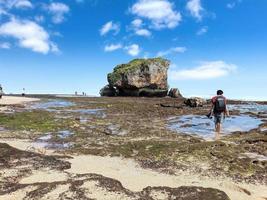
[210,90,229,140]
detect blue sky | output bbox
[0,0,267,100]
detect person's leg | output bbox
[215,122,220,140]
[214,113,222,140]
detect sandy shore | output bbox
[1,138,267,200]
[0,96,39,105]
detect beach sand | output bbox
[0,96,39,105]
[1,138,266,200]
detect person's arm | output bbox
[210,100,214,116]
[224,98,230,117]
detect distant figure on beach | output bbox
[209,90,229,140]
[22,88,25,97]
[0,84,3,99]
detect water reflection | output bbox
[33,130,74,150]
[228,103,267,114]
[30,99,74,110]
[168,115,263,139]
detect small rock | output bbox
[184,97,207,107]
[168,88,183,98]
[100,85,117,97]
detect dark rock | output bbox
[104,58,170,97]
[100,85,117,97]
[185,97,207,107]
[168,88,183,98]
[160,103,183,109]
[142,186,231,200]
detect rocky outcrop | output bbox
[99,85,117,97]
[101,58,170,97]
[168,88,183,98]
[184,97,207,107]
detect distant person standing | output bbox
[210,90,229,140]
[22,88,25,97]
[0,84,3,99]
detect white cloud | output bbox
[169,61,237,80]
[0,0,33,9]
[0,42,11,49]
[196,26,208,35]
[157,46,187,57]
[227,2,235,9]
[34,15,45,23]
[135,29,151,37]
[50,42,60,53]
[131,0,182,29]
[125,44,140,56]
[227,0,242,9]
[104,43,122,52]
[186,0,203,21]
[131,19,143,28]
[0,18,56,54]
[47,2,70,24]
[131,19,151,37]
[100,21,120,36]
[14,0,33,9]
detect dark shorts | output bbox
[214,113,223,124]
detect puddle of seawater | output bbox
[31,141,72,149]
[34,130,73,149]
[38,134,52,141]
[29,99,74,110]
[106,124,128,136]
[240,153,267,161]
[168,114,263,139]
[57,130,74,139]
[228,103,267,114]
[65,109,106,118]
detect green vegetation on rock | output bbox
[108,57,169,85]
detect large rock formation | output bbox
[100,58,170,97]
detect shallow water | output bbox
[168,115,263,139]
[57,130,74,139]
[240,153,267,161]
[34,130,74,149]
[228,103,267,114]
[31,141,72,149]
[30,99,74,110]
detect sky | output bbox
[0,0,267,100]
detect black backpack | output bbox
[214,96,226,113]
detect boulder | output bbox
[184,97,207,107]
[106,58,170,97]
[99,85,116,97]
[168,88,183,98]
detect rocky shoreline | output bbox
[0,96,266,199]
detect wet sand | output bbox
[0,96,39,105]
